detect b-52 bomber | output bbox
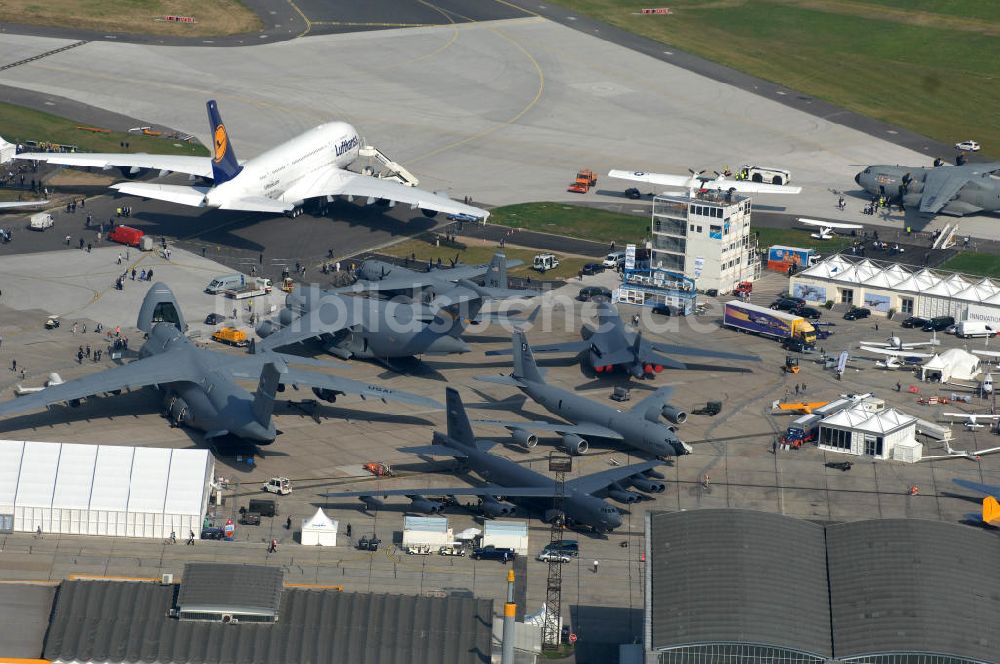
[475,329,692,457]
[348,252,534,301]
[488,301,756,378]
[322,388,667,532]
[855,161,1000,216]
[257,284,489,360]
[0,283,440,444]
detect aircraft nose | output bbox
[427,335,469,355]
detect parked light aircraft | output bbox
[856,162,1000,217]
[322,388,667,532]
[475,329,692,457]
[942,412,1000,430]
[919,440,1000,462]
[13,372,63,395]
[862,334,939,351]
[0,283,440,444]
[952,479,1000,527]
[15,100,488,220]
[859,346,933,361]
[608,169,801,195]
[798,218,864,240]
[486,300,756,378]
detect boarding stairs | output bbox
[358,145,419,187]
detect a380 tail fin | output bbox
[206,99,242,184]
[512,328,544,384]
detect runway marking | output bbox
[309,21,434,28]
[490,0,541,18]
[286,0,312,38]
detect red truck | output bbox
[107,225,144,247]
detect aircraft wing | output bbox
[15,152,213,178]
[920,168,970,214]
[953,478,1000,497]
[609,170,692,187]
[258,304,364,351]
[0,199,48,210]
[352,274,445,292]
[111,183,211,207]
[486,340,591,357]
[473,418,625,440]
[798,218,863,230]
[283,165,490,219]
[0,353,198,419]
[278,366,442,409]
[648,340,759,362]
[322,485,559,499]
[608,169,801,194]
[565,460,662,495]
[858,346,933,358]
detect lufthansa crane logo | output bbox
[213,124,228,163]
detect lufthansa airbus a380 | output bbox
[15,100,488,220]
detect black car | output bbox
[201,527,226,540]
[651,303,672,316]
[581,263,605,276]
[843,307,871,320]
[795,306,822,320]
[577,286,612,302]
[205,312,226,325]
[922,316,955,332]
[771,297,805,312]
[901,316,928,329]
[357,535,381,552]
[624,187,642,199]
[782,337,813,353]
[471,545,516,563]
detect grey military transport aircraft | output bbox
[475,329,692,457]
[855,161,1000,216]
[348,252,533,301]
[322,387,668,532]
[0,283,440,444]
[488,300,757,378]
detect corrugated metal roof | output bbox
[0,583,55,658]
[43,580,493,664]
[828,519,1000,662]
[648,509,833,656]
[177,563,283,617]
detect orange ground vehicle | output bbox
[363,462,393,477]
[211,326,250,348]
[568,168,598,193]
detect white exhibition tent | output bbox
[0,136,15,164]
[920,349,981,383]
[0,440,213,539]
[301,507,338,546]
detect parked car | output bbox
[782,337,813,353]
[581,262,605,276]
[204,312,226,325]
[900,316,928,329]
[602,251,626,268]
[201,527,226,540]
[651,303,672,316]
[541,539,579,557]
[624,187,641,199]
[795,306,822,320]
[578,285,612,302]
[771,297,804,311]
[923,316,955,332]
[955,140,981,152]
[537,550,572,563]
[843,307,871,320]
[471,545,516,563]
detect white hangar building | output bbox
[0,440,214,539]
[790,254,1000,323]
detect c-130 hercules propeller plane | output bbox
[15,100,489,221]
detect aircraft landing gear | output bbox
[286,206,305,218]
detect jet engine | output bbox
[420,209,439,218]
[631,477,666,493]
[660,404,688,425]
[511,429,538,449]
[167,396,191,426]
[256,319,281,338]
[409,496,444,514]
[311,387,342,403]
[543,508,566,525]
[561,433,589,455]
[480,496,516,517]
[117,165,150,179]
[643,468,666,480]
[607,488,642,504]
[68,398,83,408]
[278,308,297,327]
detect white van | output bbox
[28,212,53,231]
[956,320,995,338]
[205,274,244,294]
[602,251,626,268]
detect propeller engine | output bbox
[511,429,538,449]
[561,433,589,455]
[409,496,444,514]
[480,496,516,517]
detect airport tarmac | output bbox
[1,18,996,241]
[1,245,999,655]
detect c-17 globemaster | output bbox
[855,161,1000,216]
[323,387,668,532]
[0,283,440,444]
[475,329,692,457]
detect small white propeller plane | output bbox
[861,334,939,351]
[608,169,802,196]
[920,440,1000,461]
[798,218,864,239]
[858,346,933,360]
[942,412,1000,429]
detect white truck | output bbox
[956,320,995,338]
[224,277,273,300]
[28,212,53,231]
[739,165,792,186]
[533,253,560,272]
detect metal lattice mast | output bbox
[542,453,571,650]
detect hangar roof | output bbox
[43,579,494,664]
[648,510,1000,663]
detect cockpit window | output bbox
[864,168,871,174]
